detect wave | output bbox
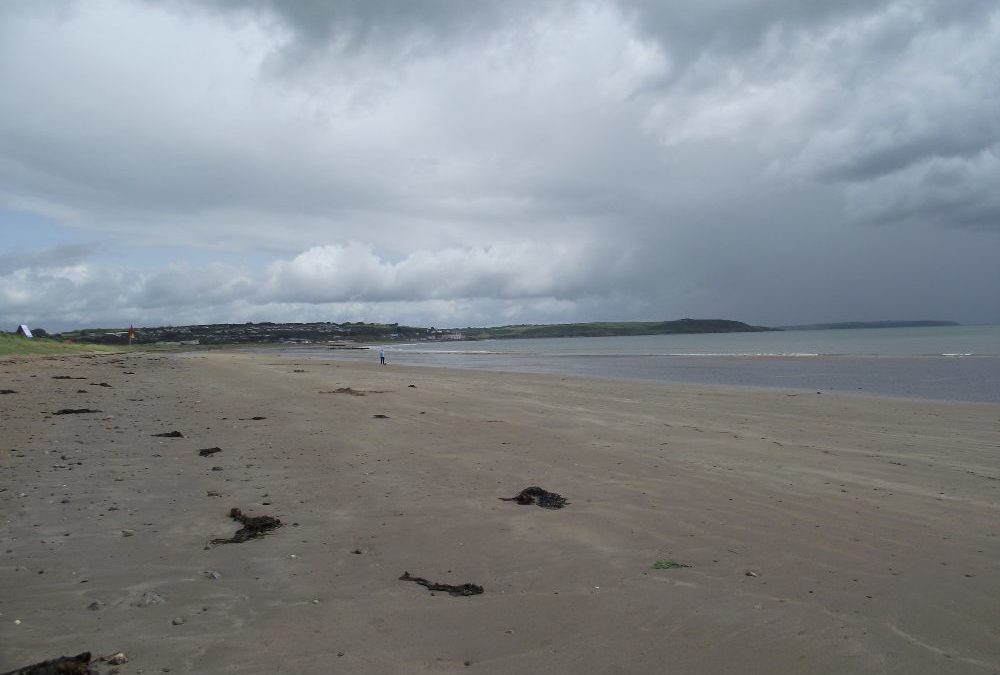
[655,352,823,357]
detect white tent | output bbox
[16,324,33,338]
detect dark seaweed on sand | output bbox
[210,508,282,545]
[152,431,183,438]
[320,387,366,396]
[52,409,101,415]
[399,571,484,596]
[0,651,95,675]
[500,486,567,509]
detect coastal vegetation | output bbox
[0,332,121,355]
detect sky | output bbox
[1,0,999,331]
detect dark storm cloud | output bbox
[626,0,1000,232]
[621,0,884,63]
[623,0,996,53]
[190,0,554,51]
[225,0,1000,232]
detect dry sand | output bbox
[1,350,998,674]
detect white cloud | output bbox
[262,240,634,303]
[0,239,642,329]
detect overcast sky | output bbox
[2,0,998,331]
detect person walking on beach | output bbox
[379,347,386,366]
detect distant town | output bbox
[40,321,461,346]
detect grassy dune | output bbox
[0,333,123,356]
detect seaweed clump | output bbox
[2,651,96,675]
[210,508,282,545]
[399,572,483,597]
[500,486,567,509]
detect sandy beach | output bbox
[1,349,998,674]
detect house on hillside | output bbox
[15,324,33,338]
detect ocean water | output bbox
[293,325,1000,403]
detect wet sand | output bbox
[1,350,998,674]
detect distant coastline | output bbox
[778,320,959,331]
[43,318,770,346]
[460,319,770,340]
[21,319,964,348]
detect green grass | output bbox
[0,333,123,356]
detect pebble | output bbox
[134,591,166,606]
[121,529,136,537]
[171,617,185,626]
[204,570,222,580]
[106,652,129,665]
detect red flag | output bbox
[128,325,135,339]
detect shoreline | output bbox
[262,345,1000,405]
[2,350,998,674]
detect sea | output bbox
[285,325,1000,404]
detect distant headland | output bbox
[459,319,771,340]
[778,320,959,331]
